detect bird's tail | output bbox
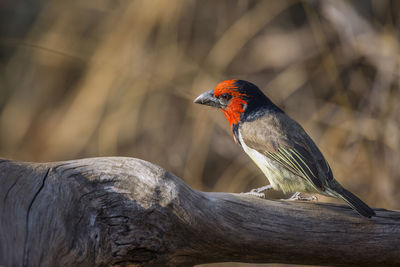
[325,185,376,218]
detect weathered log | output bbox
[0,157,399,267]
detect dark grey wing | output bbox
[240,113,332,191]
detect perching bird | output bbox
[194,79,375,217]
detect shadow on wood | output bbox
[0,157,399,266]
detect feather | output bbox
[240,112,333,191]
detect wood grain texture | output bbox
[0,157,399,267]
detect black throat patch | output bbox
[232,123,241,145]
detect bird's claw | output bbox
[287,192,318,201]
[240,191,266,199]
[240,184,272,199]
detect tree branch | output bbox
[0,157,399,267]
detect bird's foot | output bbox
[241,191,265,198]
[240,185,273,199]
[288,192,318,201]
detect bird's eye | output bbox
[220,93,231,101]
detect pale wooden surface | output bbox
[0,157,399,267]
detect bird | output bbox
[194,79,375,218]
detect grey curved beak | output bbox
[193,89,221,108]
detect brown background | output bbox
[0,0,399,266]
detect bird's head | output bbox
[194,79,276,131]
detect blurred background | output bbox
[0,0,399,265]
